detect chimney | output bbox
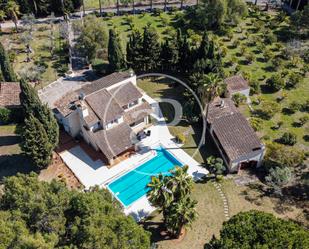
[129,69,134,77]
[79,91,85,100]
[80,101,89,117]
[220,99,225,108]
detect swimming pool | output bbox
[108,147,183,207]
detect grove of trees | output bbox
[0,173,151,248]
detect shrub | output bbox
[244,52,255,63]
[206,156,226,176]
[175,133,186,144]
[289,101,302,113]
[249,80,260,95]
[299,115,309,126]
[232,93,247,107]
[286,72,302,88]
[264,142,305,168]
[265,166,292,194]
[263,32,277,45]
[263,49,273,61]
[266,74,285,92]
[152,8,163,16]
[254,100,280,120]
[0,108,12,124]
[302,49,309,63]
[279,132,297,146]
[250,117,263,131]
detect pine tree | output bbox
[126,30,144,71]
[0,42,17,82]
[108,29,126,72]
[142,24,161,71]
[21,114,53,168]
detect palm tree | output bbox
[147,174,173,220]
[0,10,6,33]
[168,165,193,201]
[197,73,222,142]
[5,0,20,32]
[165,196,198,238]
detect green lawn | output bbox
[0,124,35,182]
[104,11,178,48]
[84,0,116,10]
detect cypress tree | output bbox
[20,79,41,115]
[0,42,17,82]
[178,35,192,73]
[37,104,59,149]
[198,32,210,59]
[126,30,143,72]
[108,29,126,72]
[160,39,179,72]
[21,114,53,168]
[20,79,59,149]
[142,24,160,71]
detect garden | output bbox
[0,21,69,86]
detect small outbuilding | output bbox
[224,75,250,101]
[207,98,265,173]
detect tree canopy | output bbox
[0,41,17,81]
[0,173,151,249]
[205,210,309,249]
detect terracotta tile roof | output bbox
[124,102,153,124]
[81,72,132,95]
[224,75,249,93]
[53,91,79,117]
[81,101,100,126]
[88,123,135,159]
[108,82,142,107]
[207,98,238,124]
[85,89,123,125]
[0,82,21,108]
[212,112,263,161]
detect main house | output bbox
[207,97,265,173]
[53,72,153,166]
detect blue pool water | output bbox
[108,147,183,207]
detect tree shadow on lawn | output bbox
[0,154,36,183]
[142,220,174,243]
[0,135,21,146]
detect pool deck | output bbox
[59,94,208,221]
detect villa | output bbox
[207,97,265,173]
[53,72,153,166]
